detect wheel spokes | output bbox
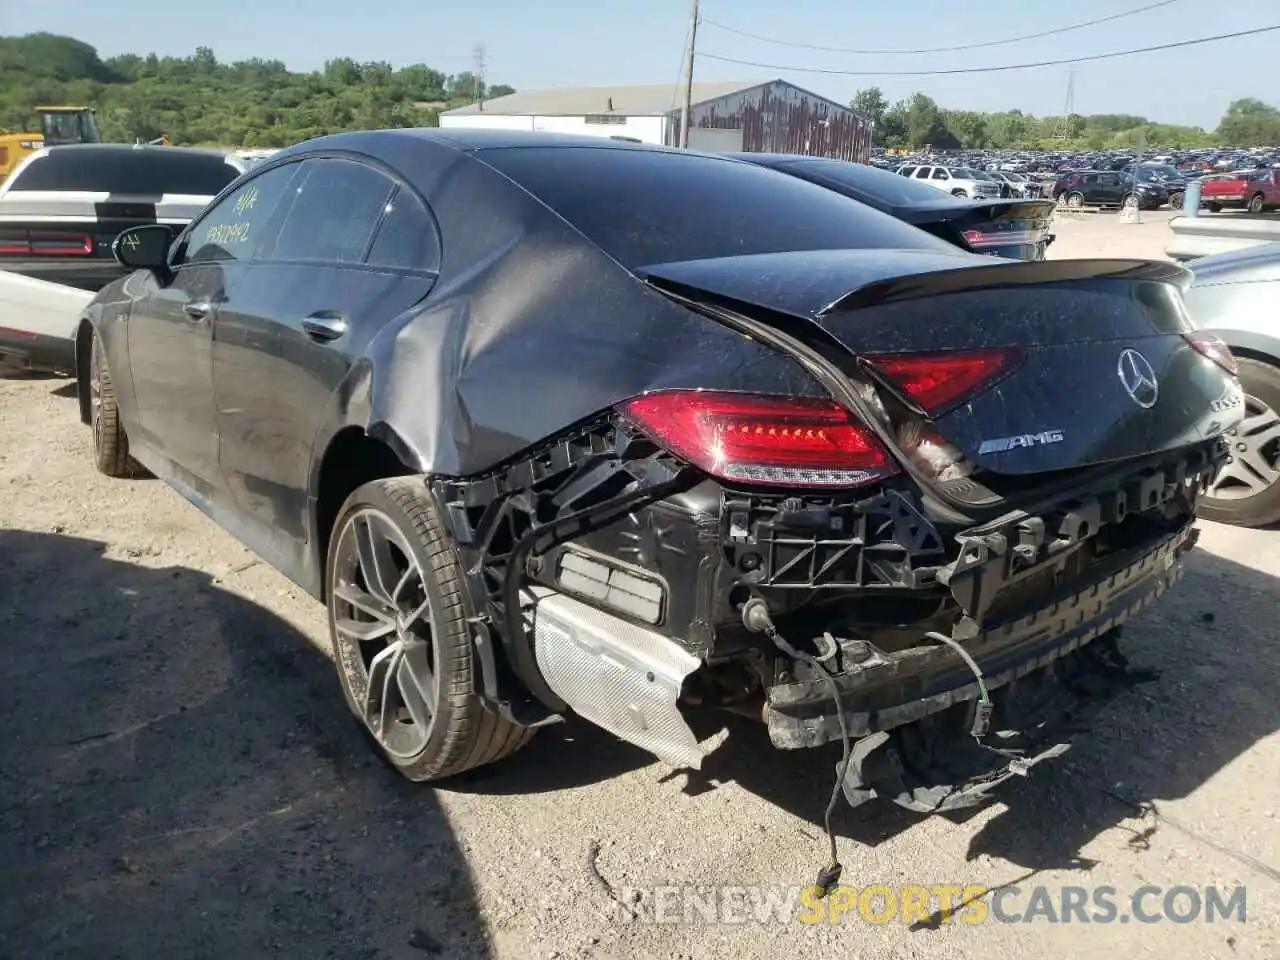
[1208,398,1280,500]
[354,514,402,604]
[331,506,439,758]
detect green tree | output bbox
[1217,98,1280,146]
[0,33,517,148]
[851,86,888,140]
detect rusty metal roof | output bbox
[442,80,773,117]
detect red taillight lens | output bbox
[619,391,898,489]
[1184,332,1238,376]
[863,348,1023,415]
[961,230,986,245]
[0,231,92,256]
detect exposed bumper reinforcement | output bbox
[764,519,1197,750]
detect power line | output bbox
[697,24,1280,77]
[700,0,1185,56]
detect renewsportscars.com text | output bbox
[617,884,1247,926]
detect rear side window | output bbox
[269,159,396,264]
[365,188,441,271]
[481,147,952,269]
[9,149,241,195]
[788,160,964,205]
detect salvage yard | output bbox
[2,211,1279,960]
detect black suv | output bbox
[1053,169,1176,211]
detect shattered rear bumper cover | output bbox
[764,518,1198,751]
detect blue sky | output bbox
[3,0,1274,129]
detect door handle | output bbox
[182,300,213,320]
[301,311,348,342]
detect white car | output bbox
[895,164,1002,200]
[0,270,92,374]
[0,144,245,374]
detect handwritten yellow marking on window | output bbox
[122,233,141,251]
[233,187,259,217]
[206,221,252,245]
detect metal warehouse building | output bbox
[439,79,872,161]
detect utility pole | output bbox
[473,43,487,112]
[1054,71,1077,140]
[678,0,700,148]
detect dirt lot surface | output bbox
[2,214,1278,959]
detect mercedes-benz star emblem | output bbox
[1117,349,1159,409]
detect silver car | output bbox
[1184,243,1280,526]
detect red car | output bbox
[1199,168,1280,213]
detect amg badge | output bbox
[977,429,1066,455]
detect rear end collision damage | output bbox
[427,256,1240,832]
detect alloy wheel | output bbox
[1067,193,1084,209]
[330,507,441,758]
[89,342,104,448]
[1206,396,1280,502]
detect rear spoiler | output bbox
[819,257,1192,315]
[639,250,1193,324]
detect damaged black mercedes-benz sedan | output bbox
[76,130,1243,826]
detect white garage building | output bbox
[438,80,872,160]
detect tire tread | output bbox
[334,477,533,781]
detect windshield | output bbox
[1135,164,1181,182]
[481,146,956,269]
[40,111,93,145]
[781,158,966,206]
[11,149,241,195]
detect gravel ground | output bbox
[2,214,1277,959]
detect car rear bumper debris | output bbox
[763,517,1197,750]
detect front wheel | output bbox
[951,189,968,198]
[1198,357,1280,527]
[327,477,534,781]
[88,333,144,478]
[1065,192,1085,209]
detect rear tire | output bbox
[1208,202,1222,213]
[1198,357,1280,528]
[1168,190,1184,210]
[88,333,144,478]
[1248,193,1266,214]
[326,477,534,781]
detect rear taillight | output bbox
[619,391,898,489]
[0,232,92,256]
[863,348,1023,415]
[1184,332,1238,376]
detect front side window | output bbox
[268,159,396,264]
[184,162,301,264]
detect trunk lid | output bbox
[639,249,1241,476]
